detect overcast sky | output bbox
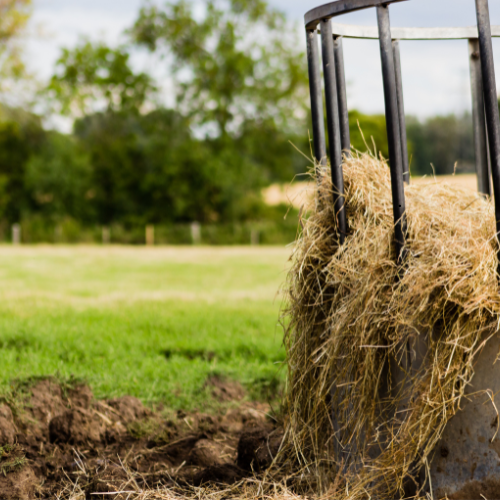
[28,0,500,119]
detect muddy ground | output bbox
[0,377,283,500]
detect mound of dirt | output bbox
[0,378,281,499]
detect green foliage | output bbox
[0,106,44,223]
[0,0,32,82]
[25,132,94,222]
[406,113,474,176]
[48,40,157,115]
[349,110,389,159]
[131,0,308,137]
[236,118,309,182]
[347,111,476,177]
[73,108,265,225]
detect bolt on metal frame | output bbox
[305,0,500,272]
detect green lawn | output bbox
[0,246,291,409]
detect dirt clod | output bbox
[28,380,66,425]
[188,438,227,467]
[49,408,103,445]
[237,428,283,472]
[0,466,38,500]
[220,403,269,433]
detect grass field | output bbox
[0,246,291,410]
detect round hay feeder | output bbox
[291,1,500,498]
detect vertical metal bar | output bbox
[487,125,493,190]
[321,20,347,244]
[476,0,500,277]
[306,29,327,168]
[334,36,351,156]
[377,5,407,265]
[392,39,410,185]
[469,38,492,197]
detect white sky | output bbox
[27,0,500,119]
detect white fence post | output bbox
[251,229,260,246]
[191,222,201,245]
[55,225,62,243]
[102,226,110,245]
[12,224,21,245]
[146,225,155,246]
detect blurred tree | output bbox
[25,132,94,222]
[235,118,309,182]
[0,105,44,223]
[0,0,32,81]
[131,0,308,138]
[47,41,157,116]
[74,108,264,225]
[406,113,474,176]
[349,111,389,159]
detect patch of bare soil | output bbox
[0,378,283,499]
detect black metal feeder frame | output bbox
[305,0,500,270]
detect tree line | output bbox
[0,0,486,241]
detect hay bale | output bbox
[282,152,500,498]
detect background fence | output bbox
[4,216,299,246]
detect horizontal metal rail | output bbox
[305,0,407,30]
[329,23,500,40]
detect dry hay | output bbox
[55,478,304,500]
[281,152,500,498]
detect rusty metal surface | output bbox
[430,334,500,499]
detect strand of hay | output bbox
[281,152,500,498]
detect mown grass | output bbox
[0,246,290,409]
